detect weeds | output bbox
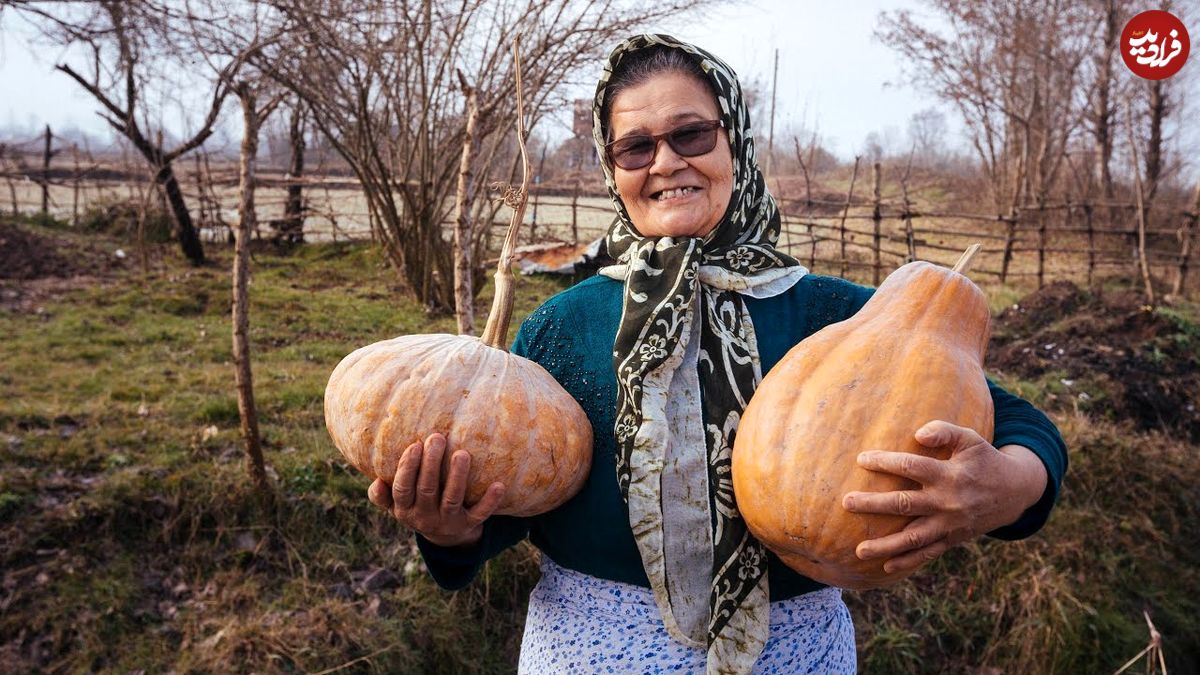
[1,219,1196,672]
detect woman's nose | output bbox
[647,138,688,175]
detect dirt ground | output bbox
[988,280,1200,441]
[0,220,133,313]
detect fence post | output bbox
[1084,202,1096,289]
[795,137,817,270]
[41,125,52,216]
[194,153,208,236]
[5,173,16,216]
[1036,198,1047,289]
[72,145,80,226]
[1173,181,1200,296]
[838,156,861,277]
[529,145,546,243]
[1000,206,1019,283]
[570,177,580,246]
[900,177,915,262]
[872,161,882,285]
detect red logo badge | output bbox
[1121,10,1190,80]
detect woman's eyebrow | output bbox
[615,111,710,138]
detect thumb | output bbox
[915,420,964,449]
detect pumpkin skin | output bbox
[731,261,993,589]
[324,334,593,517]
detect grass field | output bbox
[1,214,1198,673]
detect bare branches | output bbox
[13,0,267,264]
[877,1,1095,211]
[257,0,717,311]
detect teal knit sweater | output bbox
[417,273,1068,600]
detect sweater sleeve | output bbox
[984,378,1068,540]
[413,318,545,590]
[415,515,529,590]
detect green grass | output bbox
[1,218,1197,673]
[0,221,570,673]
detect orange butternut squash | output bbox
[732,255,992,589]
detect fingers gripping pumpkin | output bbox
[731,257,993,589]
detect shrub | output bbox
[79,196,173,243]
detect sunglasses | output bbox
[605,119,725,170]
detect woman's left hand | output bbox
[840,420,1048,575]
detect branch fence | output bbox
[2,131,1196,297]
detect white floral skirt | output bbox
[517,556,856,674]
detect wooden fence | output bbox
[769,161,1198,297]
[2,131,1197,297]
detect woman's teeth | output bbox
[656,187,696,201]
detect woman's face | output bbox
[608,71,734,239]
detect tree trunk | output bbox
[1144,80,1166,202]
[453,79,479,336]
[277,103,306,244]
[1094,0,1116,203]
[156,164,206,265]
[1126,101,1156,306]
[234,86,271,495]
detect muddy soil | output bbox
[988,280,1200,441]
[0,220,132,312]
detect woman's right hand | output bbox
[367,432,506,549]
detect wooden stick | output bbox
[952,244,982,275]
[1125,100,1156,306]
[452,70,480,336]
[479,36,530,351]
[837,156,861,277]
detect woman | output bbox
[367,35,1066,673]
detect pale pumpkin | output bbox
[324,334,593,516]
[731,257,993,589]
[324,56,592,518]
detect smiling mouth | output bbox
[651,187,700,201]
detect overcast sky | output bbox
[0,1,944,159]
[1,0,1194,173]
[639,0,942,157]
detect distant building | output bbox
[572,99,593,139]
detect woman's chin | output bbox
[636,214,714,239]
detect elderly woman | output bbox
[368,35,1066,674]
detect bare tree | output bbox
[1142,78,1168,203]
[453,72,480,335]
[1089,0,1121,202]
[12,1,247,265]
[258,0,718,314]
[275,99,308,245]
[231,78,282,495]
[877,0,1096,211]
[907,107,948,165]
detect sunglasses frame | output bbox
[605,119,726,170]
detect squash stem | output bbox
[951,243,981,276]
[480,37,530,351]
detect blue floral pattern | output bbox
[518,557,856,674]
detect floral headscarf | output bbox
[594,34,808,675]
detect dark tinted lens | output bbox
[607,120,721,170]
[668,123,718,155]
[611,136,655,169]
